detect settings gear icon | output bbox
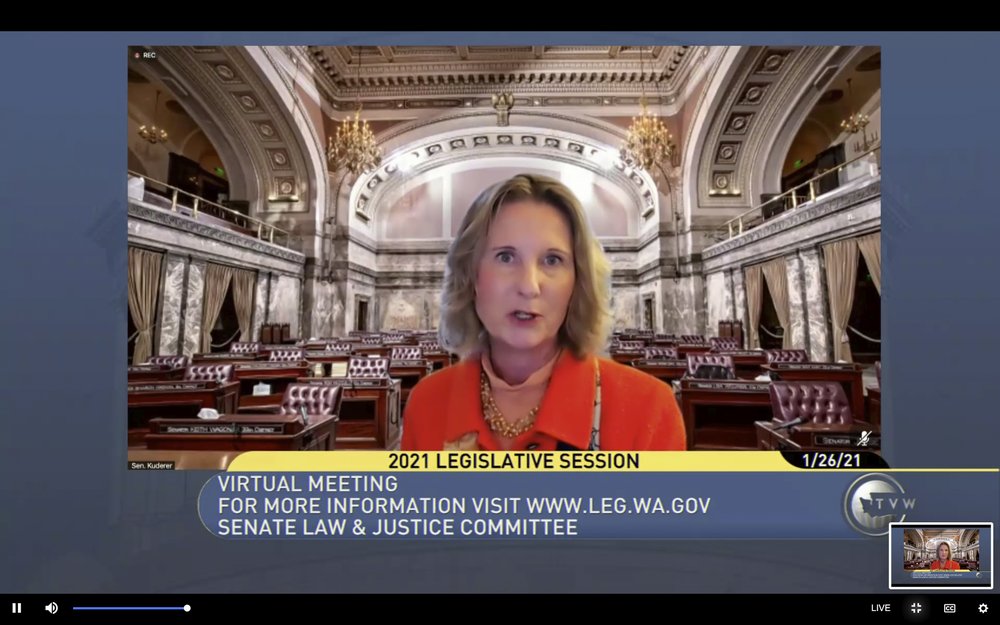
[979,604,989,614]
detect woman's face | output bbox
[938,543,950,560]
[475,199,576,355]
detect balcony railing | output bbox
[127,170,292,248]
[716,145,881,241]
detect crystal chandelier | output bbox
[138,90,168,145]
[327,47,381,175]
[328,107,382,174]
[620,48,674,173]
[840,78,878,152]
[621,96,674,171]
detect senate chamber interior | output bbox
[126,45,882,468]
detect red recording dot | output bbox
[134,52,140,59]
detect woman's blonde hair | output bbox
[439,173,611,359]
[937,542,952,559]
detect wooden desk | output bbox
[145,413,337,452]
[303,351,351,366]
[678,379,773,450]
[610,350,645,365]
[127,380,240,446]
[389,359,433,404]
[299,377,401,450]
[716,350,768,379]
[763,363,865,422]
[233,362,310,410]
[423,350,455,371]
[354,346,390,358]
[127,365,185,382]
[676,343,712,358]
[191,353,263,364]
[867,386,881,430]
[630,359,688,384]
[755,420,881,451]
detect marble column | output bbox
[732,269,747,331]
[704,271,731,338]
[301,275,343,339]
[800,247,832,362]
[724,269,736,321]
[661,277,703,335]
[784,251,809,352]
[268,274,301,339]
[182,259,206,357]
[157,254,186,356]
[610,287,640,330]
[252,271,268,342]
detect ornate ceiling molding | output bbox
[694,46,839,209]
[305,45,704,112]
[353,127,660,232]
[151,47,312,216]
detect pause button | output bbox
[11,603,22,614]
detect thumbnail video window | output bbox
[889,523,993,590]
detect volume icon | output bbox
[44,602,58,614]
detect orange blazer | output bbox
[401,350,686,451]
[930,560,960,570]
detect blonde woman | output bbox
[930,542,960,571]
[401,174,685,451]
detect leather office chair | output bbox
[419,340,440,351]
[279,384,342,417]
[268,349,304,362]
[348,357,390,379]
[875,361,881,388]
[229,342,261,354]
[390,347,422,361]
[183,364,234,383]
[645,346,678,359]
[145,355,190,368]
[710,337,741,352]
[681,335,706,344]
[326,342,353,353]
[616,340,645,351]
[768,380,853,426]
[765,349,810,364]
[685,354,735,378]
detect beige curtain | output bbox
[762,257,793,349]
[201,263,235,352]
[744,264,763,349]
[231,268,257,342]
[127,247,164,365]
[858,232,881,295]
[823,239,859,362]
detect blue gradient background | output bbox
[0,32,998,594]
[197,472,999,540]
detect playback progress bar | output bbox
[73,605,191,612]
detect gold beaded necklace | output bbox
[480,369,540,438]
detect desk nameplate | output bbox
[716,351,766,357]
[235,362,307,370]
[157,423,288,435]
[635,359,687,366]
[129,382,212,392]
[390,360,427,367]
[197,353,257,360]
[305,378,391,389]
[683,380,771,393]
[812,433,881,448]
[769,363,858,371]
